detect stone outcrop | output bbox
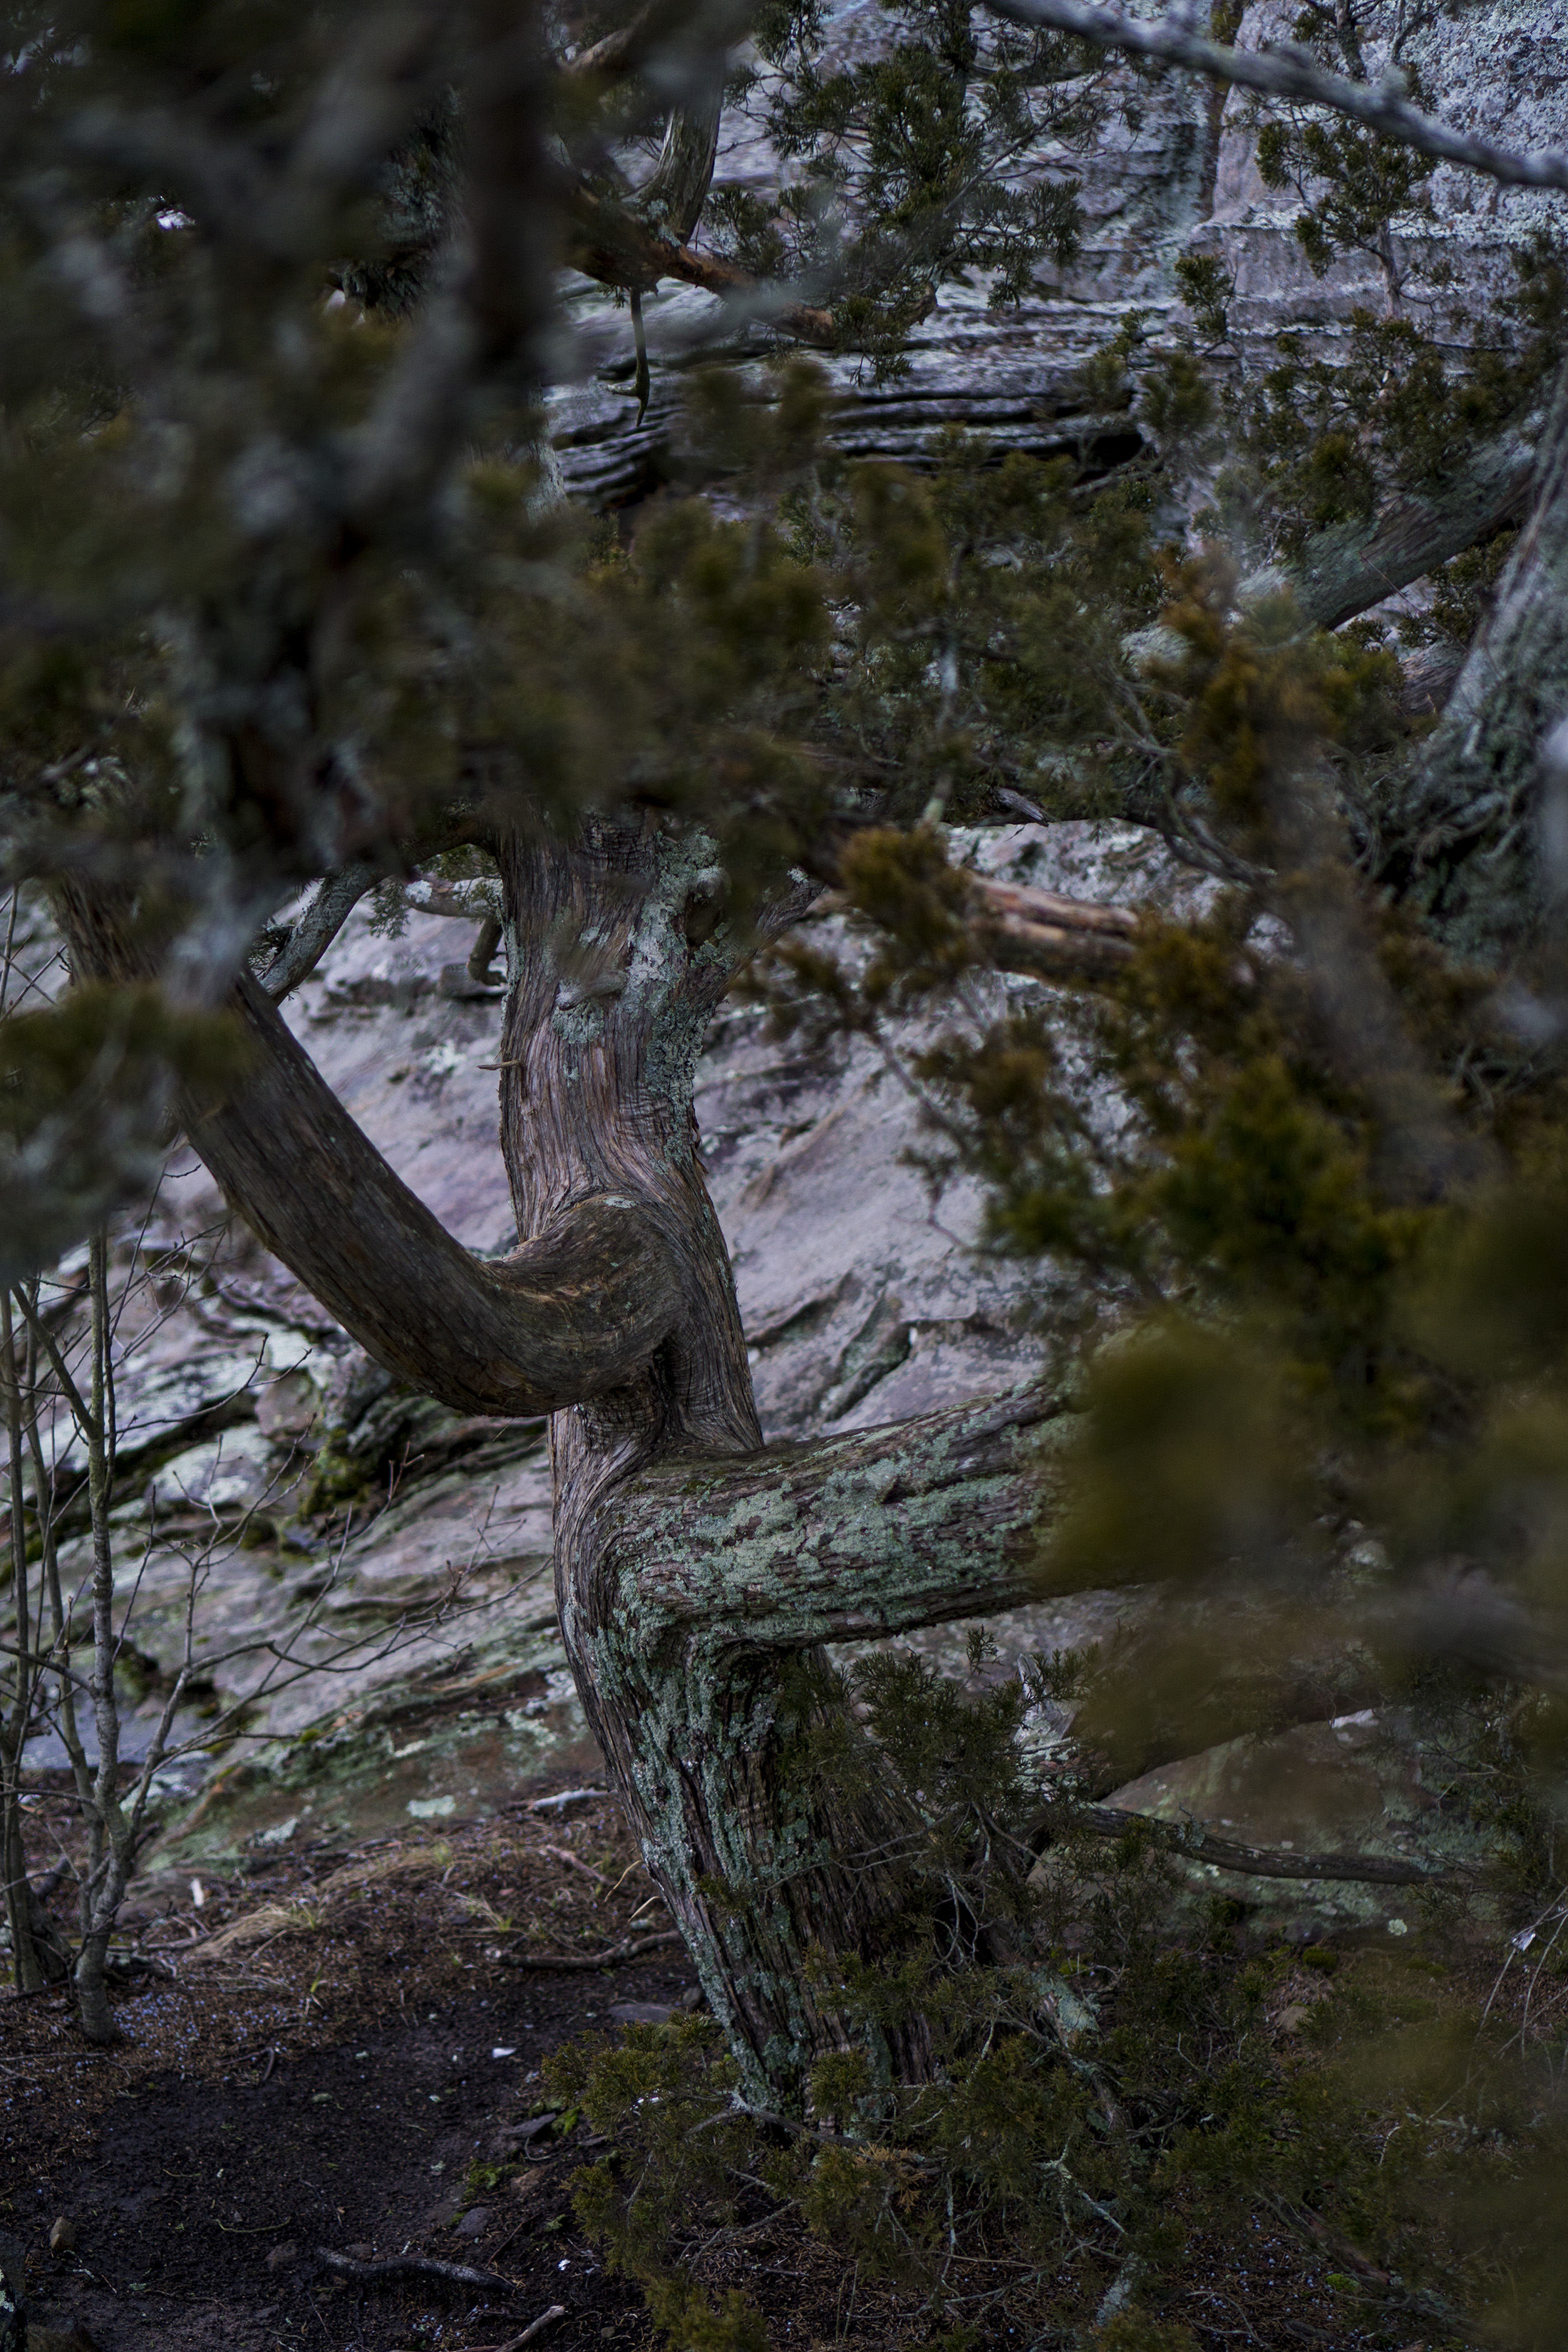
[552,0,1568,512]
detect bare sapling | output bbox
[2,1222,497,2041]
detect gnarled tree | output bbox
[10,0,1568,2098]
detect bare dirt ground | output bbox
[3,1790,1445,2352]
[4,1795,682,2352]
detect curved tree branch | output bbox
[189,974,683,1414]
[261,861,381,1002]
[58,876,687,1415]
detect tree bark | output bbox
[0,1295,45,1995]
[486,815,1067,2101]
[1383,361,1568,962]
[575,1392,1066,2100]
[1243,418,1538,634]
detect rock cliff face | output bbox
[552,0,1568,510]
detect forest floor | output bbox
[2,1789,1441,2352]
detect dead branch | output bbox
[1038,1800,1457,1887]
[564,184,835,341]
[538,1842,610,1886]
[527,1788,609,1813]
[314,2247,522,2294]
[969,874,1138,979]
[495,1927,684,1969]
[472,2307,569,2352]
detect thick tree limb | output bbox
[565,185,835,341]
[606,1388,1071,1650]
[981,0,1568,194]
[565,0,674,79]
[185,974,683,1414]
[1064,1564,1565,1795]
[1245,423,1540,634]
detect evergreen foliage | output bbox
[545,1656,1564,2349]
[723,0,1108,366]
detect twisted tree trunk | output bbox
[66,803,1562,2090]
[72,817,1061,2104]
[491,818,1066,2101]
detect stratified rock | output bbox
[551,0,1568,512]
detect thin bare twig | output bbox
[314,2247,522,2294]
[495,1927,684,1971]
